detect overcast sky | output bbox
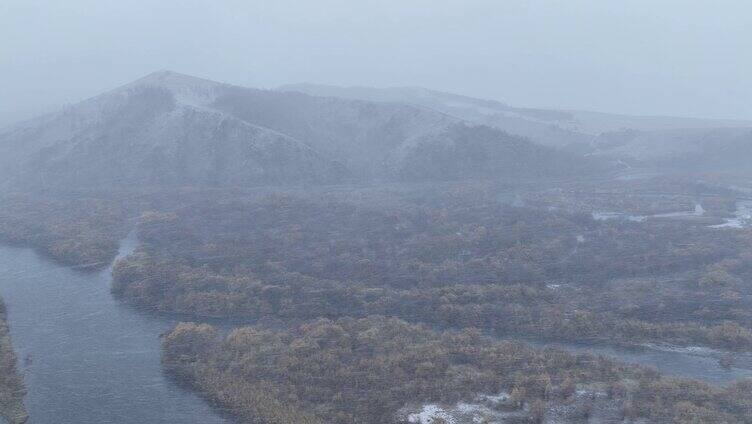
[2,0,751,127]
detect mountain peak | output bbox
[120,70,228,107]
[122,70,226,93]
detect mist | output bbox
[2,0,752,128]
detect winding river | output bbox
[531,341,752,387]
[0,234,231,424]
[1,234,752,423]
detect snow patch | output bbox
[710,200,752,229]
[402,392,517,424]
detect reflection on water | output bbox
[0,234,231,424]
[592,203,705,223]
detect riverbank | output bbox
[0,299,27,424]
[0,193,130,271]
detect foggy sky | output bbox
[2,0,751,128]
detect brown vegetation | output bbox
[113,185,752,350]
[0,193,129,270]
[163,317,752,423]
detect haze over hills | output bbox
[282,83,752,171]
[4,71,749,192]
[590,127,752,172]
[280,83,592,147]
[0,71,597,190]
[282,83,752,138]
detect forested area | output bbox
[110,184,752,351]
[0,193,130,270]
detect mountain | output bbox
[280,83,752,148]
[0,71,601,190]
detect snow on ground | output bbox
[400,389,636,423]
[710,200,752,228]
[406,404,456,424]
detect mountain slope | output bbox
[208,84,598,180]
[279,83,591,147]
[209,85,457,178]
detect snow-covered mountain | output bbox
[0,71,600,190]
[0,72,348,189]
[208,81,595,180]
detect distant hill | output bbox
[0,71,600,190]
[280,83,752,147]
[591,127,752,172]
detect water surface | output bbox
[528,340,752,386]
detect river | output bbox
[0,233,232,424]
[529,341,752,387]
